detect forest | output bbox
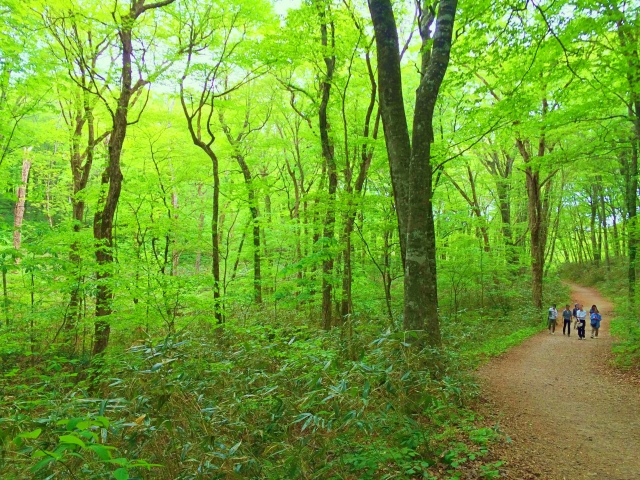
[1,0,639,478]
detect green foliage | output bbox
[2,316,524,479]
[0,0,637,478]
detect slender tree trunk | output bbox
[590,184,601,267]
[67,99,100,332]
[544,193,562,276]
[497,179,516,265]
[261,168,272,296]
[599,187,611,270]
[617,15,640,304]
[212,157,223,322]
[517,97,554,309]
[445,166,490,252]
[318,6,336,330]
[525,166,544,309]
[626,132,638,303]
[232,152,262,304]
[92,29,132,355]
[195,183,204,273]
[93,0,176,354]
[341,55,378,320]
[610,198,620,257]
[171,182,179,276]
[13,154,32,254]
[382,228,393,323]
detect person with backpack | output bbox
[576,304,587,340]
[562,304,572,336]
[548,304,558,334]
[590,305,602,339]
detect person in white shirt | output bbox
[548,304,558,334]
[576,305,587,340]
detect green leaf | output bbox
[95,416,110,428]
[18,428,42,439]
[113,467,129,480]
[31,456,55,473]
[58,435,86,449]
[228,440,242,455]
[88,444,114,461]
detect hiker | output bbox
[562,304,572,336]
[590,305,602,339]
[576,304,587,340]
[548,303,558,334]
[572,303,578,322]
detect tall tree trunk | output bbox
[497,179,516,264]
[525,166,544,309]
[444,165,490,252]
[616,9,640,304]
[195,184,205,274]
[599,186,611,270]
[625,122,638,302]
[590,184,601,267]
[610,197,620,257]
[483,150,516,265]
[171,179,179,276]
[67,95,105,332]
[212,159,223,322]
[544,191,562,276]
[369,0,456,346]
[239,156,261,304]
[517,97,555,310]
[219,110,267,304]
[93,0,176,355]
[341,52,379,320]
[318,4,336,330]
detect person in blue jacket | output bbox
[590,305,602,339]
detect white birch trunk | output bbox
[13,149,32,256]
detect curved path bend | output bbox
[478,284,640,480]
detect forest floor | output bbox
[477,284,640,480]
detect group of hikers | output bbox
[547,303,602,340]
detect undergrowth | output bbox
[0,277,560,479]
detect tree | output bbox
[368,0,457,345]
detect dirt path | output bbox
[477,284,640,479]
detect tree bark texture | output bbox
[220,116,263,305]
[483,150,516,264]
[318,4,337,331]
[13,154,32,253]
[93,0,176,355]
[590,183,601,267]
[624,120,638,301]
[615,6,639,303]
[516,96,554,310]
[340,51,379,321]
[369,0,456,346]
